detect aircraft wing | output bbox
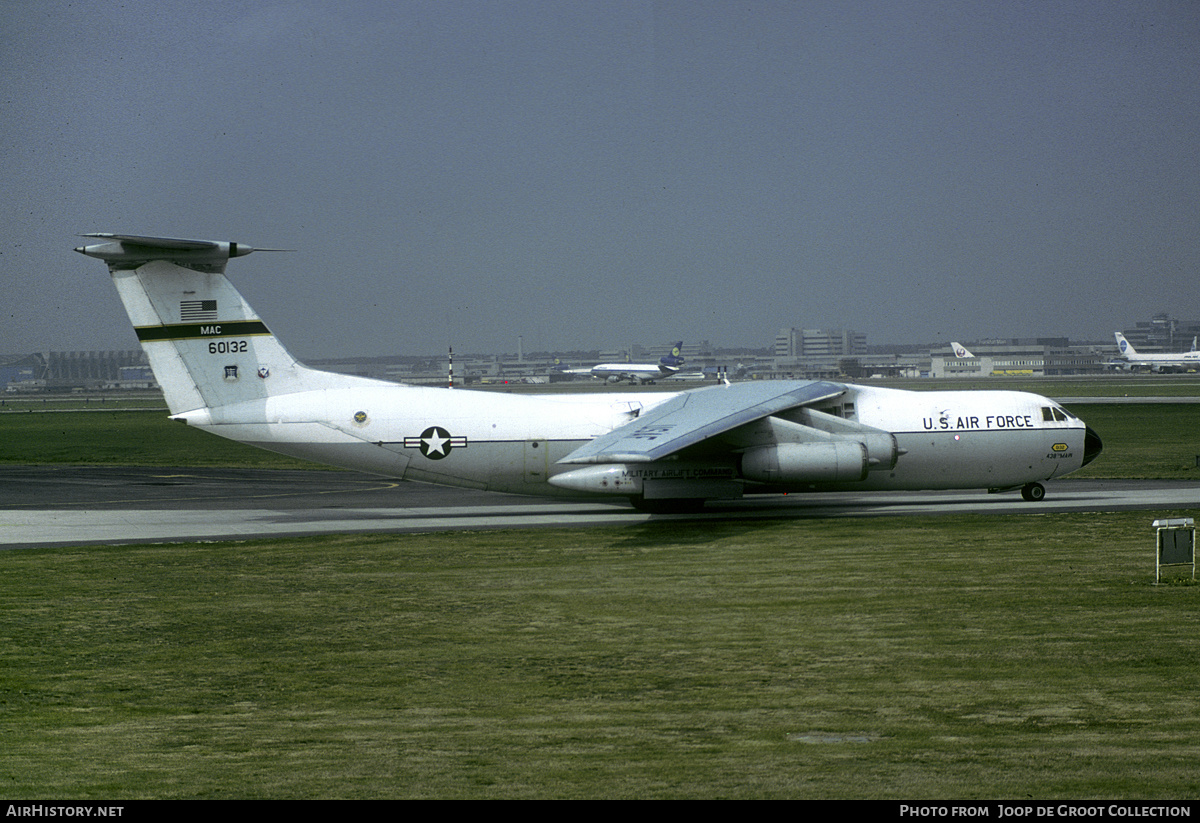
[559,380,847,464]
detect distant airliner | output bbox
[951,342,975,358]
[559,343,686,384]
[76,234,1102,509]
[1113,332,1200,373]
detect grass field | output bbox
[0,409,312,469]
[1,513,1197,799]
[0,393,165,412]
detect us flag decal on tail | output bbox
[181,300,217,322]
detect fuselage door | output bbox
[524,438,548,483]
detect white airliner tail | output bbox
[1114,332,1138,358]
[951,342,975,359]
[77,234,391,415]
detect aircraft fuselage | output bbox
[174,382,1095,499]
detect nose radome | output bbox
[1082,427,1103,467]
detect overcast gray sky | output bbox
[4,0,1198,358]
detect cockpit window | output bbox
[1041,406,1073,422]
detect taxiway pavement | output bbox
[2,466,1198,549]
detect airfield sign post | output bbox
[1153,517,1195,583]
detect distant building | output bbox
[930,339,1105,377]
[0,353,45,392]
[1,351,151,391]
[1120,313,1200,353]
[43,351,147,389]
[769,327,868,378]
[774,327,866,360]
[108,365,158,390]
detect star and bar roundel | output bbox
[403,426,467,460]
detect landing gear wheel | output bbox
[1021,482,1046,502]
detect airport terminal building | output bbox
[1,350,152,392]
[929,339,1107,377]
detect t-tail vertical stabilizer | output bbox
[76,233,392,415]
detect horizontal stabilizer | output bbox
[81,233,223,250]
[76,234,289,273]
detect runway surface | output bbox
[2,465,1199,549]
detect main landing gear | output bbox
[1021,482,1046,502]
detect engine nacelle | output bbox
[741,441,869,483]
[548,462,740,499]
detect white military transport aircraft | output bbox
[77,234,1102,510]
